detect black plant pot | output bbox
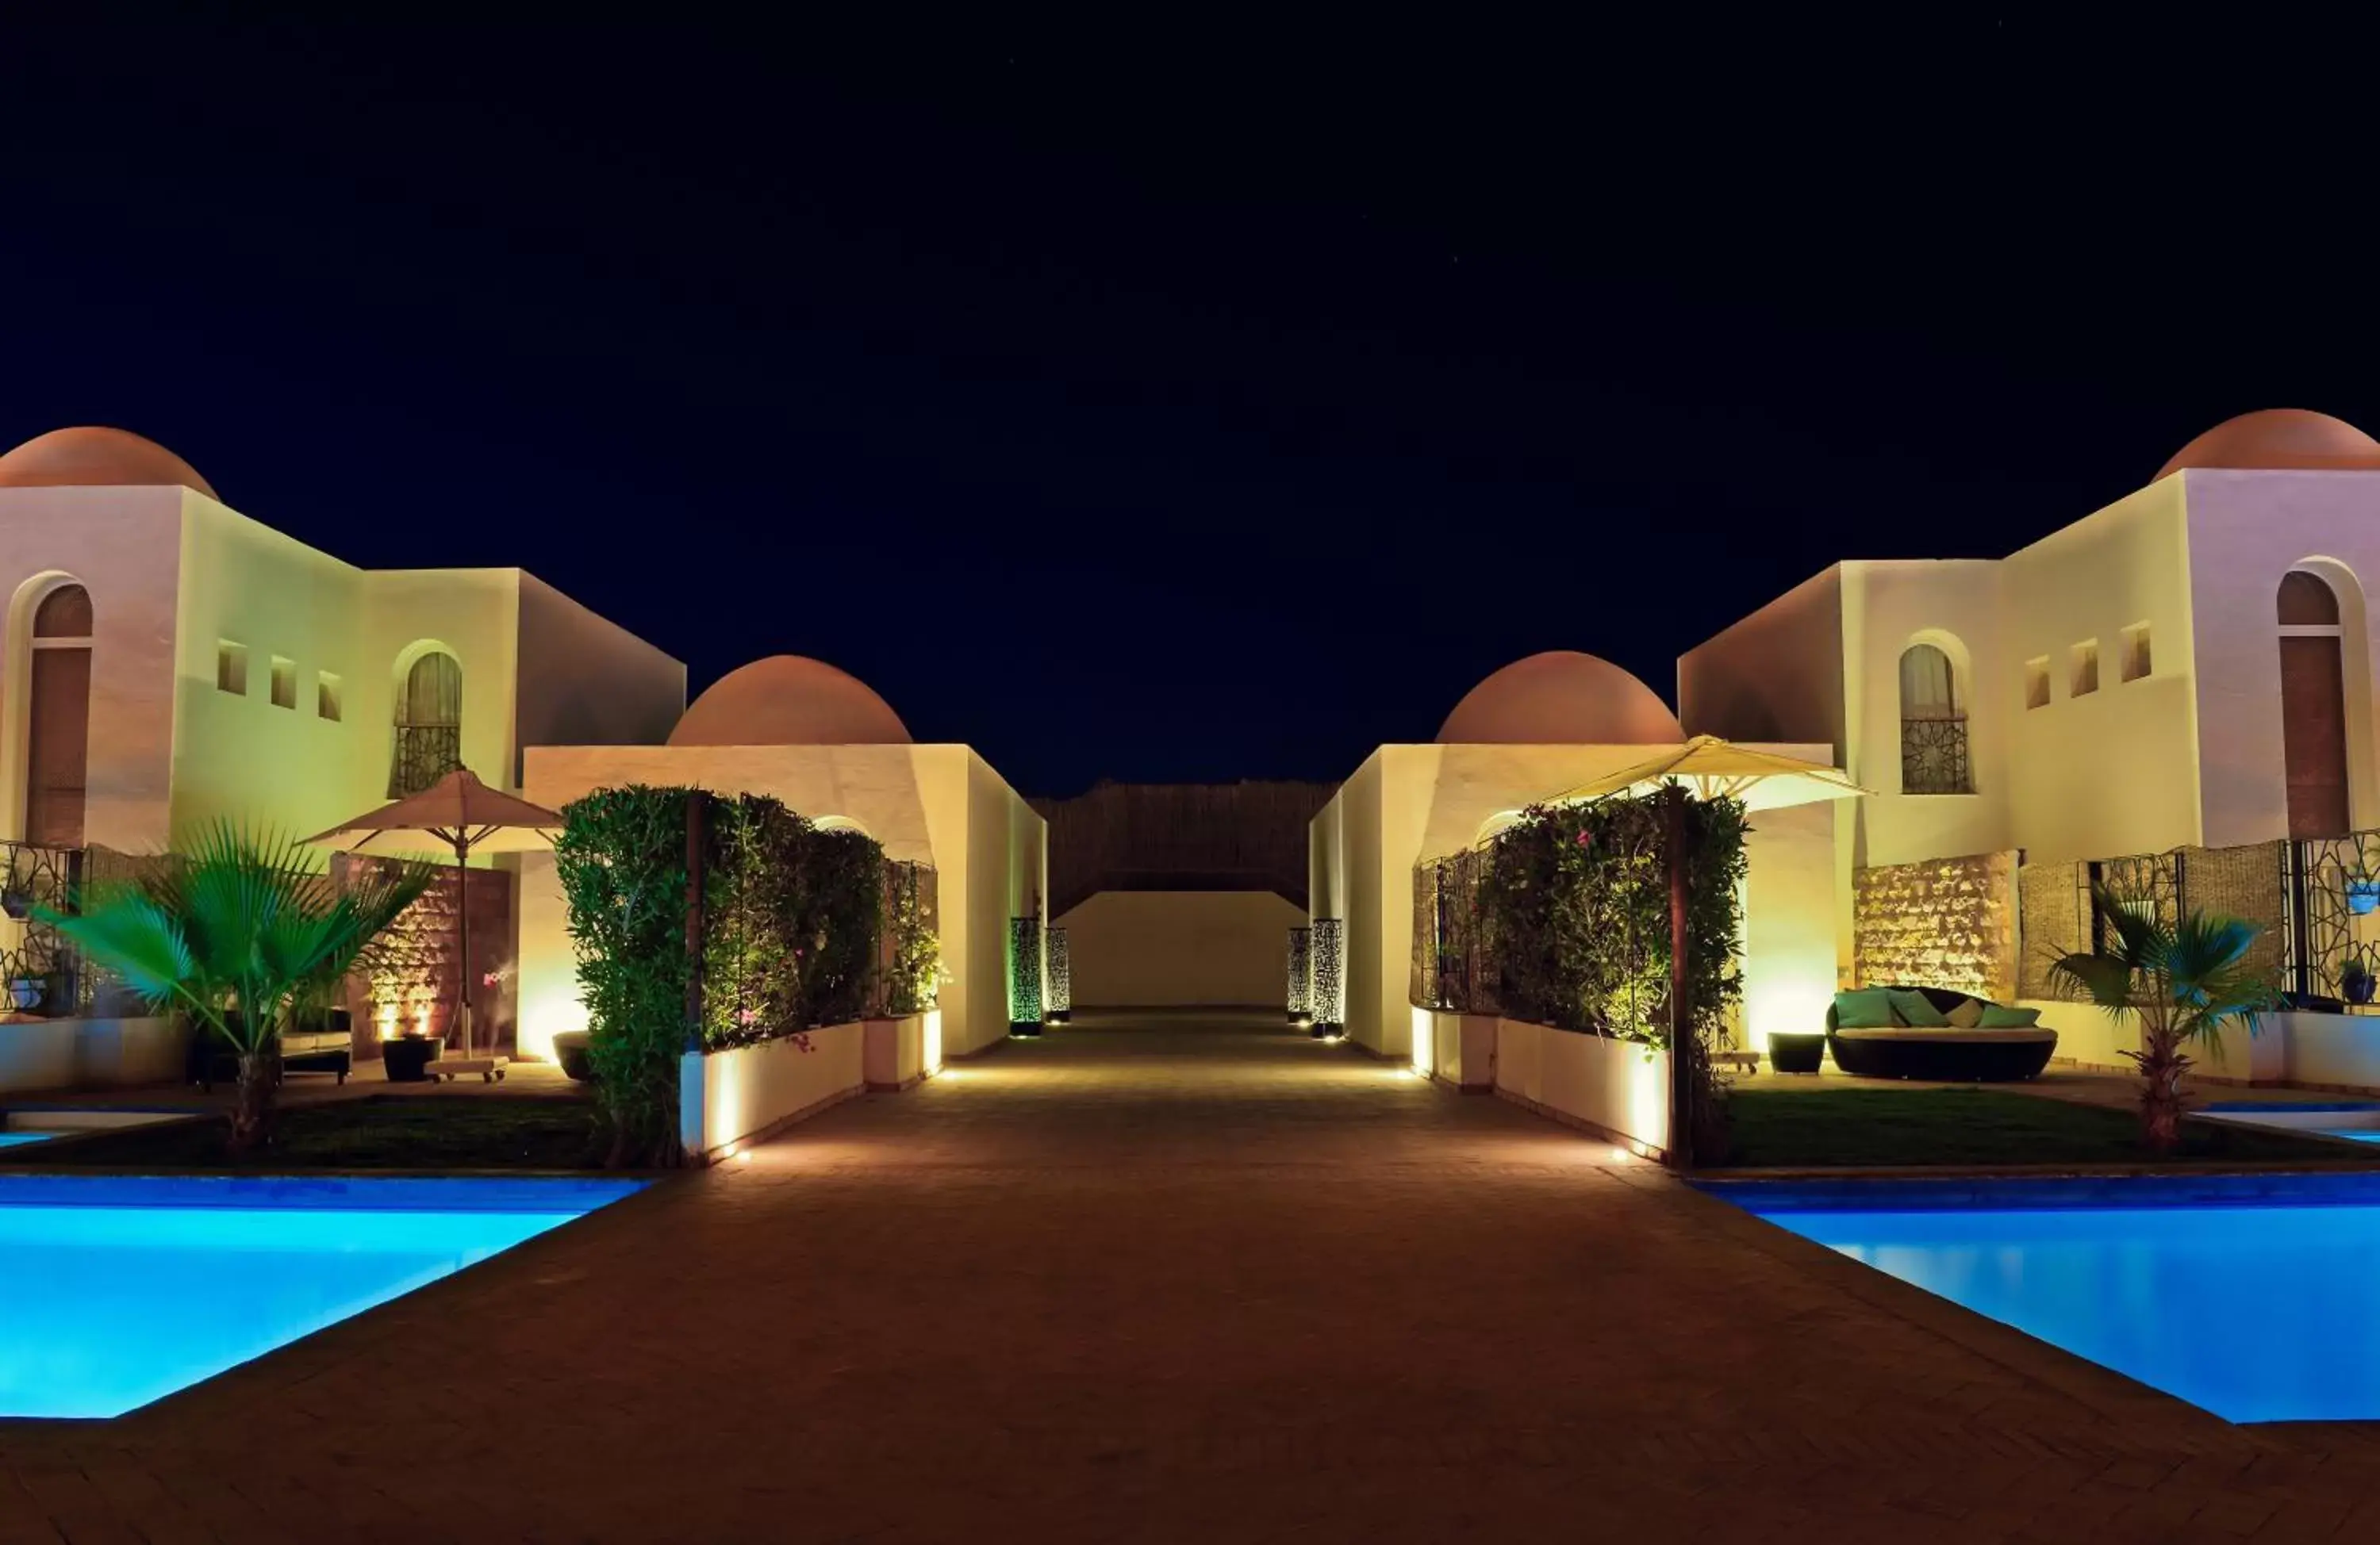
[382,1035,438,1083]
[1010,1020,1044,1038]
[1310,1021,1340,1041]
[1767,1032,1827,1075]
[551,1030,594,1082]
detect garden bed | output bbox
[1720,1087,2380,1168]
[6,1095,604,1171]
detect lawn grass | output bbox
[13,1095,606,1171]
[1720,1087,2379,1168]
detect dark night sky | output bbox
[6,17,2375,796]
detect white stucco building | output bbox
[1682,408,2380,872]
[1309,651,1841,1072]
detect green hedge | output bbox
[553,785,928,1166]
[1476,791,1748,1051]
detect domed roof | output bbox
[2156,409,2380,481]
[669,655,912,747]
[1437,651,1683,745]
[0,427,217,499]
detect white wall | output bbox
[1743,800,1841,1049]
[0,1015,184,1096]
[0,486,184,851]
[1056,890,1304,1006]
[2186,471,2380,847]
[2001,481,2202,863]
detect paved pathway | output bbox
[8,1012,2380,1542]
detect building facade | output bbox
[0,426,685,857]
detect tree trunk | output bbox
[229,1051,276,1154]
[2135,1034,2190,1156]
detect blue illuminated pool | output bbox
[0,1175,639,1418]
[0,1133,53,1148]
[1708,1175,2380,1423]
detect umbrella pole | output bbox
[453,836,471,1062]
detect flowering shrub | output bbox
[555,785,928,1165]
[1474,789,1748,1049]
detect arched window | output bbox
[389,650,463,796]
[2279,570,2351,837]
[23,584,93,845]
[1898,642,1971,794]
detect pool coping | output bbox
[1631,1164,2367,1440]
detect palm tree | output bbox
[39,826,432,1152]
[2048,884,2280,1154]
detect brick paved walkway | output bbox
[8,1011,2380,1542]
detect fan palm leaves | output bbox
[2048,884,2280,1153]
[38,825,432,1150]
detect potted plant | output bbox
[2344,949,2378,1006]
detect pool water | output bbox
[0,1175,639,1418]
[0,1132,54,1148]
[1710,1175,2380,1423]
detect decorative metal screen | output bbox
[2286,833,2380,1005]
[1006,915,1043,1027]
[1046,927,1072,1017]
[1898,714,1973,796]
[2021,840,2290,1002]
[1410,847,1499,1015]
[867,860,940,1016]
[389,651,463,796]
[1286,926,1311,1019]
[1309,918,1345,1029]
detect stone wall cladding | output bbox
[1854,850,2018,1003]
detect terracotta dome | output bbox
[1437,651,1683,745]
[670,655,912,746]
[2156,409,2380,481]
[0,427,217,499]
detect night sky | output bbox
[6,18,2373,796]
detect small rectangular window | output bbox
[317,671,344,722]
[2121,622,2152,682]
[216,641,248,696]
[2025,657,2052,709]
[269,656,297,709]
[2070,639,2100,697]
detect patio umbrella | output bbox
[1541,737,1868,1171]
[305,768,565,1075]
[1545,734,1871,811]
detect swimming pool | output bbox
[0,1132,54,1148]
[2199,1101,2380,1147]
[0,1175,640,1418]
[1707,1175,2380,1423]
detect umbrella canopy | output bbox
[1545,735,1871,812]
[305,768,565,856]
[304,768,566,1068]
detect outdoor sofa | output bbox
[1824,985,2057,1082]
[189,1008,355,1088]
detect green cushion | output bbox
[1945,997,1985,1029]
[1976,1003,2042,1028]
[1833,987,1898,1029]
[1886,989,1952,1028]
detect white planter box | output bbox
[863,1010,940,1091]
[678,1021,866,1161]
[1493,1017,1669,1159]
